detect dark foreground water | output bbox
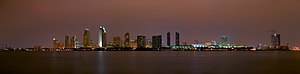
[0,51,300,74]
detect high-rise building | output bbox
[83,28,91,48]
[124,32,130,47]
[99,26,107,47]
[70,36,77,48]
[113,36,121,47]
[129,40,137,48]
[271,33,280,48]
[65,36,70,48]
[137,35,146,48]
[221,36,228,45]
[152,35,162,49]
[53,37,58,48]
[167,32,171,47]
[175,32,180,46]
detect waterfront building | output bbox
[83,28,91,48]
[171,45,193,51]
[176,32,180,46]
[64,36,70,48]
[99,26,107,47]
[53,37,58,48]
[129,40,137,49]
[137,36,146,48]
[221,36,228,45]
[167,32,171,47]
[124,32,130,47]
[57,43,64,49]
[70,36,77,48]
[271,33,280,48]
[152,35,162,49]
[113,36,121,48]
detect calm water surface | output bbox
[0,51,300,74]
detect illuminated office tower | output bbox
[99,26,107,47]
[271,33,280,48]
[113,36,121,47]
[175,32,180,46]
[65,36,70,48]
[70,36,77,48]
[167,32,171,47]
[221,36,228,45]
[152,35,162,49]
[129,40,137,48]
[137,35,146,48]
[83,28,91,48]
[53,37,58,48]
[124,32,130,47]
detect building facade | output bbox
[70,36,77,48]
[99,26,107,47]
[167,32,171,47]
[271,33,280,48]
[65,36,70,48]
[176,32,180,46]
[221,36,228,46]
[83,28,91,48]
[124,32,130,47]
[113,36,121,48]
[53,37,58,48]
[152,35,162,49]
[137,35,146,48]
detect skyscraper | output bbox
[113,36,121,47]
[137,35,146,48]
[99,26,107,48]
[271,33,280,48]
[124,32,130,47]
[65,36,70,48]
[83,28,91,48]
[175,32,180,46]
[53,37,58,48]
[70,36,77,48]
[167,32,170,47]
[221,36,228,45]
[152,35,162,49]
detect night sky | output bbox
[1,0,300,48]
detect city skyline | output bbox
[1,0,300,48]
[48,27,279,49]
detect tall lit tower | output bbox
[53,37,58,48]
[175,32,180,46]
[65,36,70,48]
[83,28,91,48]
[124,32,130,47]
[70,36,77,48]
[99,26,107,47]
[167,32,170,47]
[271,33,280,48]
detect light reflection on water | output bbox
[1,51,300,74]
